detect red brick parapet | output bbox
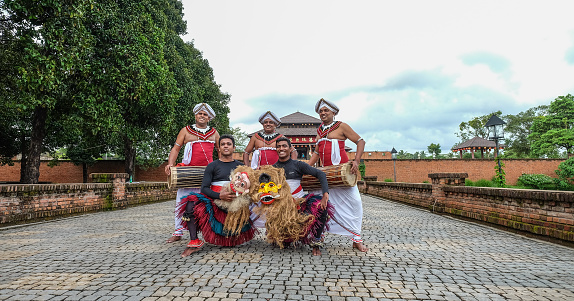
[90,173,129,183]
[0,176,176,225]
[90,173,130,208]
[0,183,111,224]
[360,172,574,243]
[428,172,468,186]
[429,173,468,212]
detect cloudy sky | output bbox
[180,0,574,153]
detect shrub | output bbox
[556,157,574,184]
[465,179,493,187]
[554,178,574,191]
[474,179,493,187]
[384,178,393,182]
[358,162,366,179]
[493,159,506,187]
[517,174,556,190]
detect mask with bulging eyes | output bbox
[257,173,282,204]
[229,172,251,195]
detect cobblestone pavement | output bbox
[1,195,574,301]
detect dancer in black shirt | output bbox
[273,137,330,256]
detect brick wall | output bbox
[0,173,176,225]
[363,159,564,185]
[441,186,574,241]
[359,173,574,243]
[0,158,565,186]
[0,183,112,224]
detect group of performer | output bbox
[164,98,368,257]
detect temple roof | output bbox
[452,136,505,150]
[279,111,321,125]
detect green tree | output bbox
[529,94,574,158]
[3,0,95,183]
[1,0,230,182]
[419,151,428,159]
[503,106,548,158]
[397,150,412,159]
[230,127,249,152]
[456,111,502,141]
[73,0,182,178]
[427,143,441,158]
[0,7,24,166]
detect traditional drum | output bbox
[301,162,358,190]
[168,166,206,189]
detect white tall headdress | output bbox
[315,98,339,115]
[193,103,216,119]
[258,111,281,126]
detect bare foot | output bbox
[181,247,201,257]
[353,242,368,252]
[166,236,182,243]
[312,246,321,256]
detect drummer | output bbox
[243,111,297,169]
[308,98,368,252]
[273,137,330,256]
[243,111,296,229]
[164,103,220,243]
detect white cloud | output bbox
[181,0,574,153]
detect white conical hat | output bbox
[258,111,281,126]
[193,103,216,119]
[315,98,339,115]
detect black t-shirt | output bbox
[201,159,244,199]
[273,158,329,194]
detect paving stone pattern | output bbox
[1,195,574,301]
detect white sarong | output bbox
[311,185,363,243]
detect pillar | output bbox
[428,173,468,213]
[90,173,129,208]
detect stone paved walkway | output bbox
[1,194,573,301]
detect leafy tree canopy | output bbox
[456,111,502,142]
[427,143,441,158]
[529,94,574,158]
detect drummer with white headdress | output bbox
[164,102,220,243]
[308,98,369,253]
[243,111,297,169]
[243,111,297,228]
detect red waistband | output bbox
[292,185,302,195]
[210,185,222,193]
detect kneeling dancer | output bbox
[274,137,332,256]
[178,135,255,257]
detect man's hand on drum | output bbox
[164,164,173,175]
[351,160,360,175]
[219,189,236,202]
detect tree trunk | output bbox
[22,106,48,184]
[83,162,88,183]
[19,131,28,183]
[124,136,135,182]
